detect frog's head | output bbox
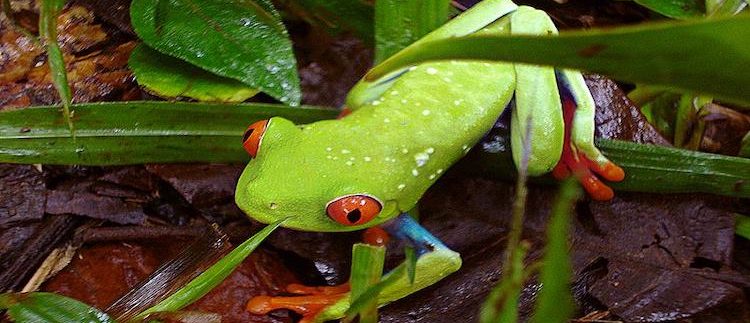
[235,117,401,232]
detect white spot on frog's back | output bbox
[412,169,419,176]
[401,148,409,154]
[397,184,406,191]
[422,110,431,116]
[414,152,429,167]
[341,149,351,154]
[372,100,381,106]
[390,90,399,96]
[364,156,372,162]
[426,67,438,75]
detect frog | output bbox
[235,1,624,321]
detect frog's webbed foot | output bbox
[247,283,350,323]
[553,70,625,200]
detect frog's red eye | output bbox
[242,119,269,158]
[326,194,382,226]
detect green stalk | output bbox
[39,0,74,136]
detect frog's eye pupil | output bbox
[347,209,362,223]
[243,119,269,158]
[326,195,382,226]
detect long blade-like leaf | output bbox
[366,15,750,104]
[135,219,285,320]
[0,292,114,323]
[530,180,580,323]
[464,139,750,198]
[39,0,74,134]
[0,102,337,165]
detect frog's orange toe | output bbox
[580,172,615,201]
[598,161,625,182]
[247,283,349,322]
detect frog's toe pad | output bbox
[553,152,624,201]
[247,283,349,323]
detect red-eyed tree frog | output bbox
[235,0,624,321]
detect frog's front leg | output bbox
[247,214,461,323]
[510,6,624,200]
[552,70,625,200]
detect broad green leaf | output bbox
[129,45,259,102]
[280,0,373,42]
[39,0,74,134]
[136,219,284,319]
[634,0,704,19]
[367,15,750,105]
[530,180,580,323]
[130,0,300,105]
[375,0,451,63]
[343,244,386,323]
[0,292,114,323]
[0,102,336,165]
[736,214,750,240]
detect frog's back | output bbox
[299,61,515,210]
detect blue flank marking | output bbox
[382,213,448,256]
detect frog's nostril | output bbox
[269,202,278,209]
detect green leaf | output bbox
[705,0,747,16]
[633,0,704,19]
[129,44,259,102]
[639,91,681,140]
[0,292,114,323]
[344,244,386,323]
[736,214,750,240]
[343,265,407,320]
[741,131,750,157]
[136,219,285,319]
[280,0,373,42]
[480,244,527,323]
[0,102,336,165]
[367,14,750,105]
[39,0,74,134]
[530,180,580,323]
[130,0,300,105]
[404,246,417,285]
[465,138,750,198]
[2,104,750,199]
[374,0,451,63]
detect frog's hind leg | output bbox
[247,217,460,322]
[553,70,625,200]
[314,214,462,321]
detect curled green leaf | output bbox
[130,0,301,105]
[129,45,259,102]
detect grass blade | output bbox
[367,14,750,105]
[0,292,114,323]
[39,0,74,135]
[343,243,386,323]
[134,219,285,320]
[530,180,581,323]
[464,138,750,198]
[0,102,336,165]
